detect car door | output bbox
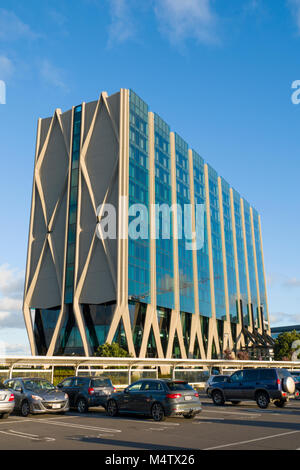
[242,369,260,399]
[12,380,24,410]
[225,371,244,399]
[140,381,162,414]
[58,378,76,406]
[120,381,144,412]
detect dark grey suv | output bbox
[106,379,202,421]
[57,376,115,413]
[210,368,299,409]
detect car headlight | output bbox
[31,395,43,401]
[64,394,68,400]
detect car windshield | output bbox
[166,381,194,391]
[92,379,112,387]
[23,379,56,391]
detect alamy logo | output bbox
[0,80,6,104]
[96,198,205,251]
[291,80,300,105]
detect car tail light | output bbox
[296,391,299,397]
[8,393,14,402]
[277,379,281,385]
[113,387,117,393]
[194,392,199,397]
[166,393,181,399]
[88,387,95,395]
[282,392,287,397]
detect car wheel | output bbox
[20,400,30,417]
[151,402,165,422]
[274,399,286,408]
[0,413,9,419]
[106,399,118,417]
[256,392,269,409]
[212,390,225,406]
[76,398,88,414]
[230,401,241,405]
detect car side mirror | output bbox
[124,388,129,394]
[57,383,62,388]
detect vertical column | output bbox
[250,207,262,332]
[240,198,253,331]
[204,164,220,358]
[229,188,244,349]
[139,112,164,358]
[188,150,206,358]
[258,214,270,331]
[166,132,186,358]
[218,177,233,352]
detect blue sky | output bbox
[0,0,300,354]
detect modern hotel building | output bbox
[23,89,273,358]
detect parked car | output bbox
[57,376,115,413]
[3,377,69,417]
[205,375,227,396]
[0,382,15,419]
[209,368,299,409]
[106,379,202,422]
[290,371,300,399]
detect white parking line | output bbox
[31,419,122,434]
[0,430,55,441]
[203,430,300,450]
[203,409,261,417]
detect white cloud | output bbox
[40,59,69,91]
[0,56,14,80]
[282,277,300,288]
[270,311,300,327]
[0,264,25,330]
[107,0,136,46]
[0,9,38,41]
[154,0,218,46]
[288,0,300,32]
[0,342,30,356]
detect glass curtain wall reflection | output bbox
[128,91,150,303]
[207,165,226,320]
[192,151,212,318]
[252,209,268,328]
[175,133,195,314]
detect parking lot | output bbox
[0,392,299,451]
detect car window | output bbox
[23,379,55,391]
[230,371,244,382]
[128,382,143,392]
[277,369,292,379]
[141,381,164,391]
[258,369,276,380]
[92,379,113,388]
[166,382,194,391]
[61,378,74,387]
[4,380,14,389]
[213,376,225,383]
[244,370,260,381]
[74,377,88,387]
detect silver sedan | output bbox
[0,383,15,419]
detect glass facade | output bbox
[65,105,82,304]
[82,303,116,353]
[175,133,195,314]
[192,151,212,318]
[207,165,226,320]
[154,114,175,310]
[54,305,84,355]
[157,307,171,356]
[232,189,250,326]
[243,199,260,329]
[33,307,60,355]
[128,90,150,303]
[220,178,238,323]
[252,209,268,327]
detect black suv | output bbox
[210,368,298,409]
[57,376,115,413]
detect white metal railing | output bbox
[0,356,299,385]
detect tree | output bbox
[236,350,249,360]
[273,330,300,361]
[94,342,131,357]
[223,348,234,360]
